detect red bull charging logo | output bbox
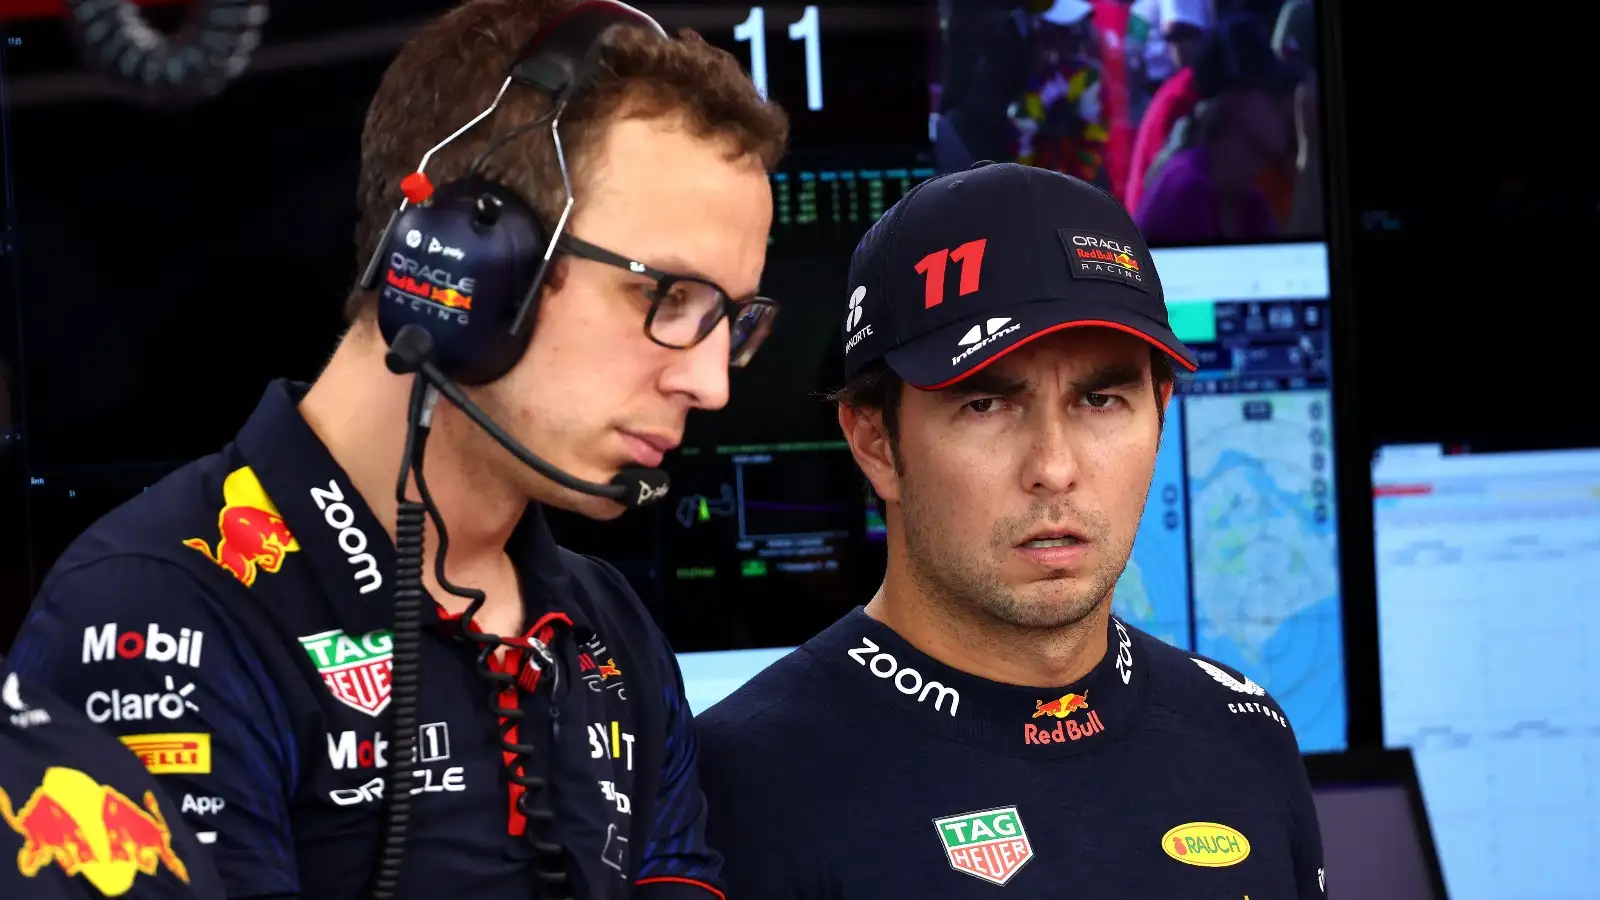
[183,466,300,587]
[1025,691,1106,745]
[1073,246,1140,274]
[385,269,473,310]
[0,766,190,895]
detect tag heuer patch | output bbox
[934,806,1034,885]
[299,629,393,717]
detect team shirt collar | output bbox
[811,606,1146,755]
[233,378,573,637]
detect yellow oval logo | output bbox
[1161,822,1251,867]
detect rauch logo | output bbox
[1162,822,1252,868]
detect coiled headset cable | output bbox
[375,358,576,899]
[371,374,431,900]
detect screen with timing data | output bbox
[1374,442,1600,900]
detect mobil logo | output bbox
[82,624,204,668]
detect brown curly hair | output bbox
[345,0,789,323]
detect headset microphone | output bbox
[386,324,670,509]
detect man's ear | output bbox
[1159,378,1174,412]
[837,402,902,506]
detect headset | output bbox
[360,0,671,508]
[360,4,674,898]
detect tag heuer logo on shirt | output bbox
[933,806,1034,886]
[298,630,393,717]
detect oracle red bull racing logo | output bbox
[578,634,628,700]
[384,253,474,325]
[1074,246,1140,273]
[182,466,300,587]
[1025,690,1105,745]
[0,766,190,895]
[1060,230,1149,291]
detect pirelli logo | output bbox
[120,733,212,775]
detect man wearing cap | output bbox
[695,163,1326,898]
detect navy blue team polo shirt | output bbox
[696,609,1326,899]
[8,379,725,900]
[0,655,226,898]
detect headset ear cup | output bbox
[375,178,545,385]
[370,3,667,386]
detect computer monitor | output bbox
[1304,749,1448,900]
[692,5,937,257]
[1373,441,1600,900]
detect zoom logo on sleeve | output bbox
[308,481,383,595]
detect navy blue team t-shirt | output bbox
[696,608,1326,899]
[8,379,725,900]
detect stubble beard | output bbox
[899,471,1134,633]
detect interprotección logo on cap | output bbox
[1058,230,1150,293]
[952,317,1021,368]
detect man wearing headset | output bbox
[8,1,787,898]
[697,162,1325,897]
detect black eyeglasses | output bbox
[555,232,779,369]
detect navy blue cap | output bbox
[841,162,1198,389]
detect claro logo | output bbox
[847,637,960,716]
[308,481,382,595]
